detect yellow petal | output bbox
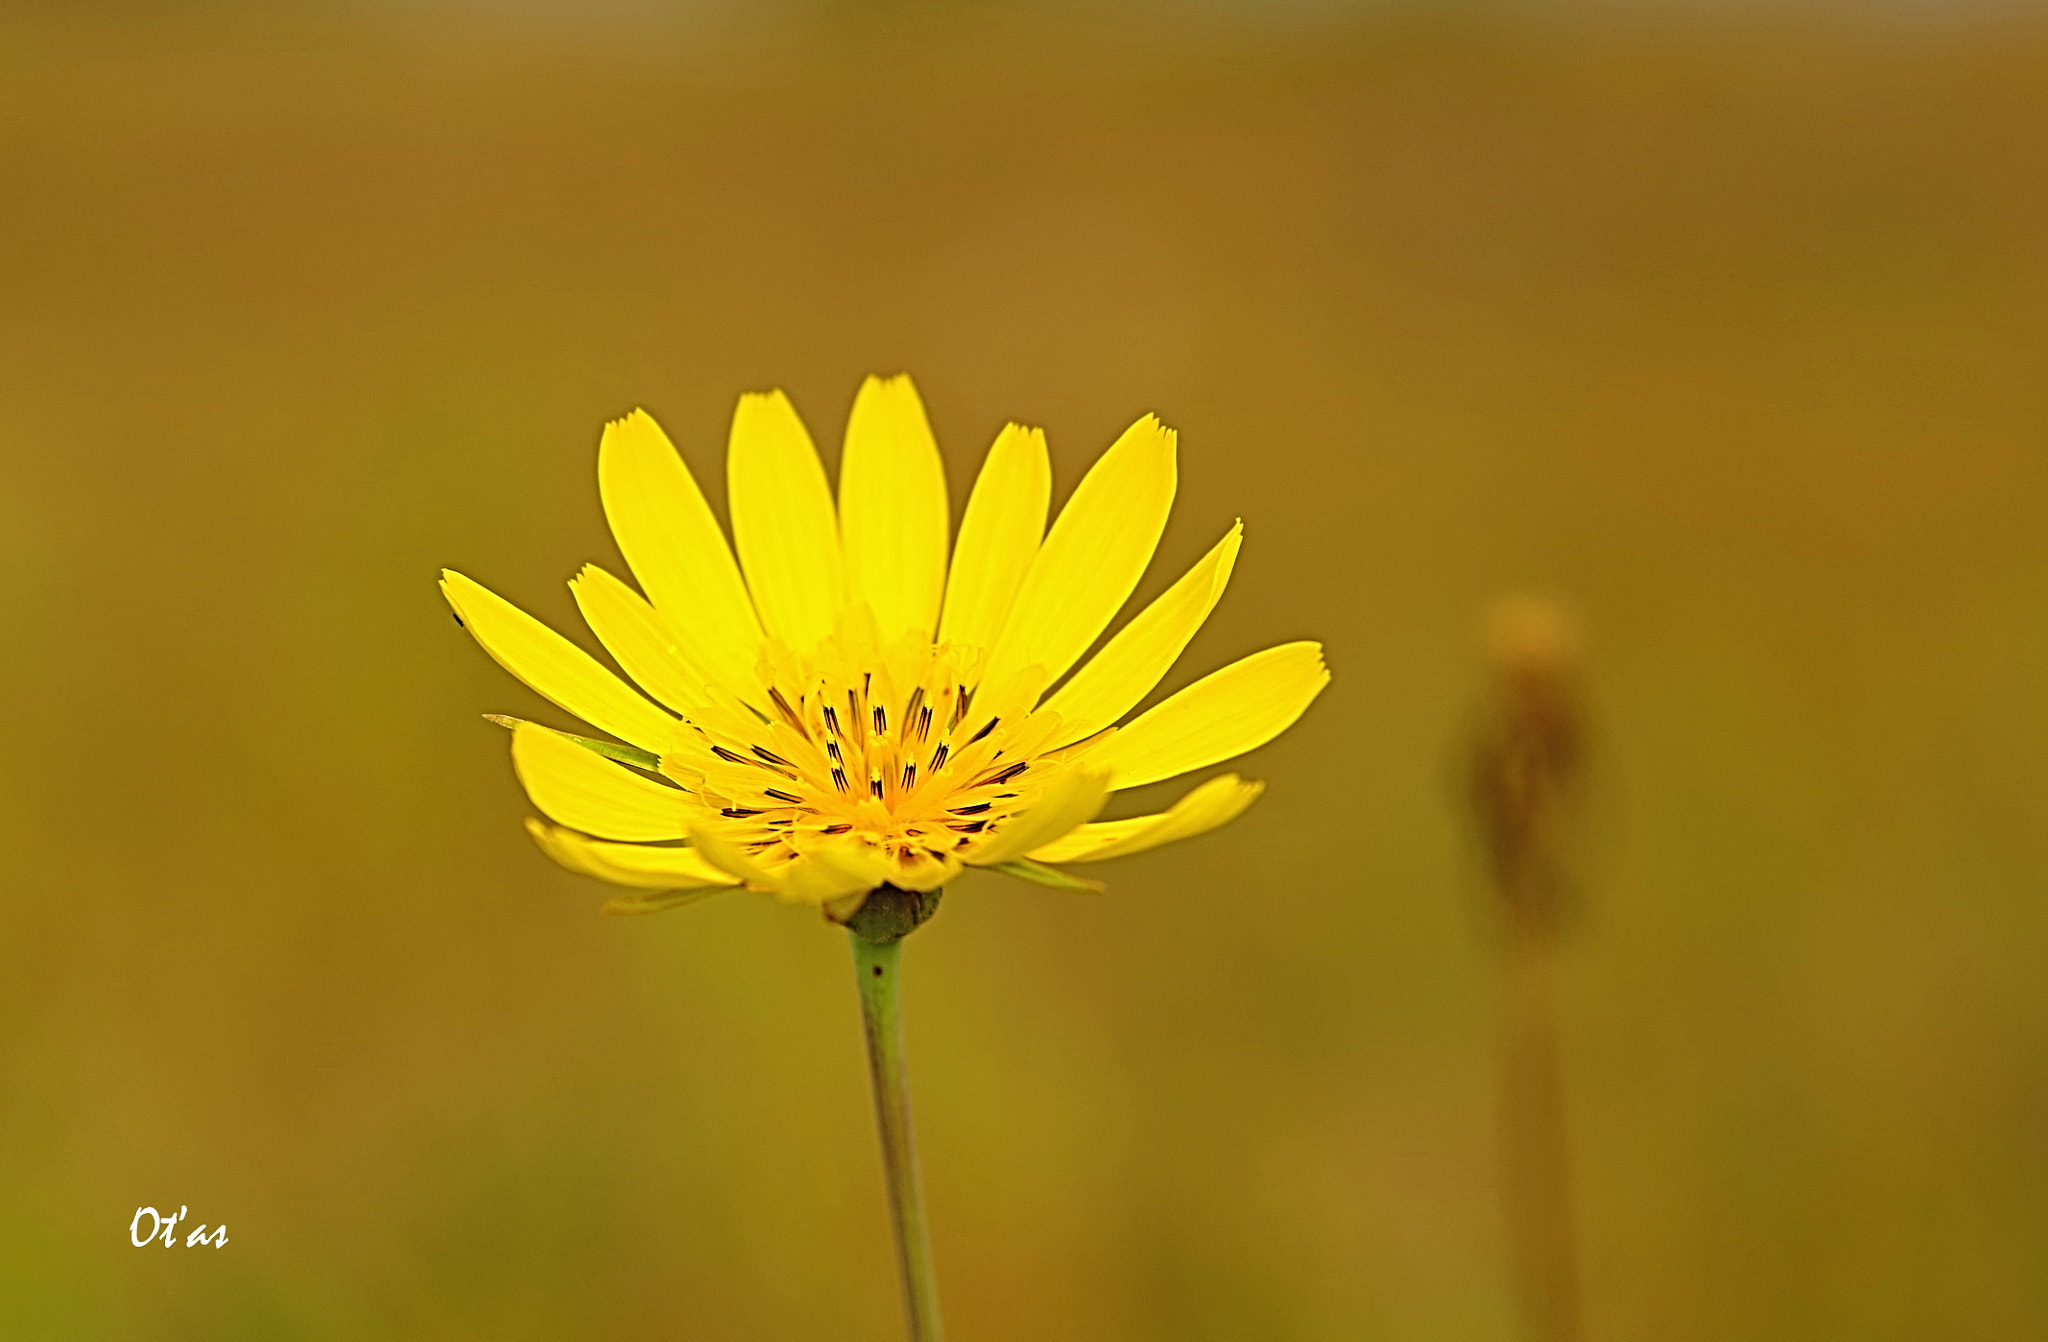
[525,817,739,890]
[981,414,1177,693]
[839,374,949,642]
[596,410,763,700]
[685,821,777,889]
[776,842,894,904]
[821,890,871,923]
[727,390,842,651]
[1040,521,1242,748]
[1086,641,1330,790]
[443,570,677,753]
[887,849,963,894]
[510,721,689,841]
[1026,774,1265,863]
[965,767,1113,867]
[937,423,1050,650]
[570,564,713,715]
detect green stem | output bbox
[851,931,946,1342]
[1498,926,1583,1342]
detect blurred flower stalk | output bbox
[442,375,1327,1340]
[1473,597,1587,1342]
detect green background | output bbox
[3,2,2046,1337]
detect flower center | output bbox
[659,633,1085,878]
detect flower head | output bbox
[444,375,1328,919]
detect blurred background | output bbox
[4,0,2047,1337]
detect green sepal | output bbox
[601,888,726,916]
[843,885,945,943]
[986,858,1105,894]
[485,715,662,771]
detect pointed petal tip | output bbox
[1215,521,1246,570]
[1127,412,1177,446]
[598,409,675,456]
[1026,771,1267,865]
[1088,640,1330,791]
[1299,645,1334,695]
[1281,639,1333,678]
[736,387,794,411]
[730,389,797,434]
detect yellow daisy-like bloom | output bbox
[444,375,1328,919]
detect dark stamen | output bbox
[823,705,841,736]
[831,767,849,792]
[767,687,807,735]
[929,742,949,771]
[752,745,792,767]
[967,717,1000,745]
[763,788,802,804]
[873,704,887,735]
[901,763,917,790]
[949,802,992,815]
[721,807,762,818]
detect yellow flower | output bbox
[443,375,1329,918]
